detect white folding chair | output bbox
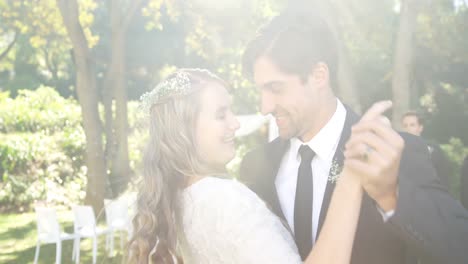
[104,198,132,256]
[34,207,77,264]
[73,205,111,264]
[124,192,138,234]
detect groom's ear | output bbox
[308,62,329,88]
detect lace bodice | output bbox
[179,177,302,263]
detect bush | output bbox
[0,86,81,134]
[0,87,157,212]
[0,133,87,212]
[0,87,86,212]
[57,127,86,168]
[440,137,468,198]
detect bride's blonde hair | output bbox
[127,69,227,264]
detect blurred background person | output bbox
[401,111,451,188]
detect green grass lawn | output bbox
[0,211,125,264]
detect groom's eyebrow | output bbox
[262,81,286,91]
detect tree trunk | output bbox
[108,33,131,195]
[0,31,17,61]
[335,33,362,113]
[57,0,107,213]
[103,0,145,196]
[322,1,361,113]
[391,0,418,128]
[103,58,115,184]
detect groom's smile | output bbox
[273,109,293,134]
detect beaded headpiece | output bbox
[139,71,194,115]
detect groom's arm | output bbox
[385,133,468,264]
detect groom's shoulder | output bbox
[239,138,283,182]
[398,131,430,155]
[241,138,283,164]
[239,144,268,179]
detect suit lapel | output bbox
[264,106,360,237]
[263,138,290,221]
[316,106,360,238]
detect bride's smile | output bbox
[195,82,240,169]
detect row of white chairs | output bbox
[34,196,135,264]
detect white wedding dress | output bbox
[179,176,302,263]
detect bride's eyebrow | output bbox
[215,96,233,113]
[216,106,228,114]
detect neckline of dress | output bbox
[184,176,213,192]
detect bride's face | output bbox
[195,83,240,169]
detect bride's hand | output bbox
[343,101,405,211]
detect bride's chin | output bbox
[202,152,236,172]
[219,155,234,168]
[202,161,228,174]
[226,150,236,162]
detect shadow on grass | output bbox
[0,221,36,241]
[2,240,73,264]
[0,212,125,264]
[3,240,124,264]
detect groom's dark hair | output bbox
[242,11,338,85]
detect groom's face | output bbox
[253,55,323,140]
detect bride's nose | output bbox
[228,113,240,132]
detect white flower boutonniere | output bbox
[328,158,343,183]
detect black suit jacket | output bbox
[423,139,451,189]
[240,107,468,264]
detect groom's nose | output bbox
[260,90,275,115]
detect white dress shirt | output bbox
[275,99,346,244]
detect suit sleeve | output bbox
[239,150,255,184]
[239,148,266,195]
[388,133,468,264]
[430,144,451,189]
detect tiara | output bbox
[139,71,193,115]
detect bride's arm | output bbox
[304,101,403,264]
[304,168,362,264]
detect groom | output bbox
[240,12,468,264]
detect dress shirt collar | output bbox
[289,99,347,162]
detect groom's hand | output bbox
[344,101,405,212]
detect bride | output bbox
[127,68,403,264]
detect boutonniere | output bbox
[328,157,343,184]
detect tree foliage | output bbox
[1,0,467,207]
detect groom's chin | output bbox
[277,130,294,140]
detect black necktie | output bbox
[294,145,315,260]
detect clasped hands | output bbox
[343,101,405,212]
